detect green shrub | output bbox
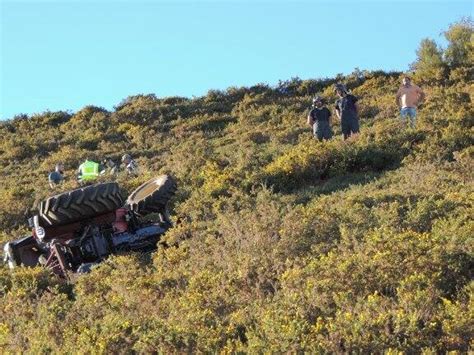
[0,20,472,352]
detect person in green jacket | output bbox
[77,158,101,184]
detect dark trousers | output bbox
[313,121,333,141]
[341,115,359,140]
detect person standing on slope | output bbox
[396,75,425,128]
[307,96,333,141]
[334,83,360,140]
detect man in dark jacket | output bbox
[334,83,360,140]
[307,96,333,141]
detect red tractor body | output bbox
[3,176,177,279]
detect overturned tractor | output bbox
[3,175,177,279]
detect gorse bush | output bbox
[0,20,472,352]
[261,119,424,190]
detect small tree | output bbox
[411,38,447,84]
[443,18,474,68]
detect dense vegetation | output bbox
[0,21,472,352]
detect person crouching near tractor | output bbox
[307,96,333,141]
[48,162,65,189]
[121,154,139,176]
[102,157,119,176]
[77,158,102,185]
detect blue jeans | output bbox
[400,107,417,128]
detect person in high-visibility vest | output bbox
[77,159,100,183]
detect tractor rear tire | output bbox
[39,182,124,227]
[126,175,177,216]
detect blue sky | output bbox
[0,0,472,119]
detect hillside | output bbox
[0,22,472,352]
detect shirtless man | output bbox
[396,76,425,128]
